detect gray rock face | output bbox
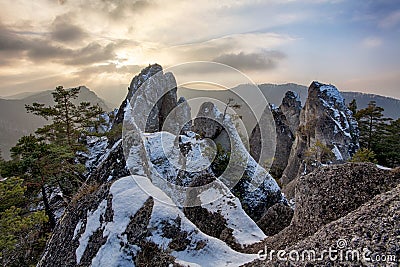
[245,170,400,266]
[269,107,295,179]
[281,81,359,184]
[114,64,163,127]
[192,102,286,222]
[163,96,192,132]
[192,102,224,140]
[256,202,293,237]
[279,91,301,134]
[85,65,193,182]
[87,140,130,183]
[250,91,300,179]
[114,64,191,134]
[248,163,400,253]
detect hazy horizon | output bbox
[1,1,400,101]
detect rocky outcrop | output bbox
[250,91,300,179]
[41,64,384,267]
[192,102,286,222]
[113,64,190,134]
[269,107,295,179]
[38,176,260,267]
[245,182,400,266]
[281,81,359,184]
[38,65,294,266]
[247,163,400,254]
[114,64,162,127]
[279,91,301,134]
[256,203,293,237]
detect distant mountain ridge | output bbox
[341,91,400,120]
[0,86,110,159]
[179,83,400,120]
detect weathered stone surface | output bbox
[250,91,300,180]
[245,182,400,267]
[192,102,224,139]
[281,81,359,185]
[256,202,293,237]
[163,96,192,134]
[279,91,301,134]
[192,102,285,222]
[247,163,400,254]
[269,107,295,179]
[87,140,129,183]
[113,64,191,134]
[114,64,163,128]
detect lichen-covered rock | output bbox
[281,81,359,184]
[248,163,399,253]
[256,202,293,237]
[244,183,400,267]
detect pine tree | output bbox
[375,118,400,167]
[348,99,357,115]
[5,135,84,227]
[0,177,48,266]
[350,148,378,163]
[355,101,391,150]
[26,85,105,151]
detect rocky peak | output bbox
[114,64,178,132]
[192,102,286,222]
[309,81,345,108]
[281,81,359,184]
[38,65,293,266]
[128,64,163,98]
[250,92,299,180]
[279,90,301,134]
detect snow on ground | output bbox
[82,136,109,170]
[75,176,260,267]
[376,164,392,170]
[91,177,149,266]
[75,199,107,264]
[136,176,260,266]
[199,180,267,247]
[332,145,344,161]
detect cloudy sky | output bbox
[0,0,399,104]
